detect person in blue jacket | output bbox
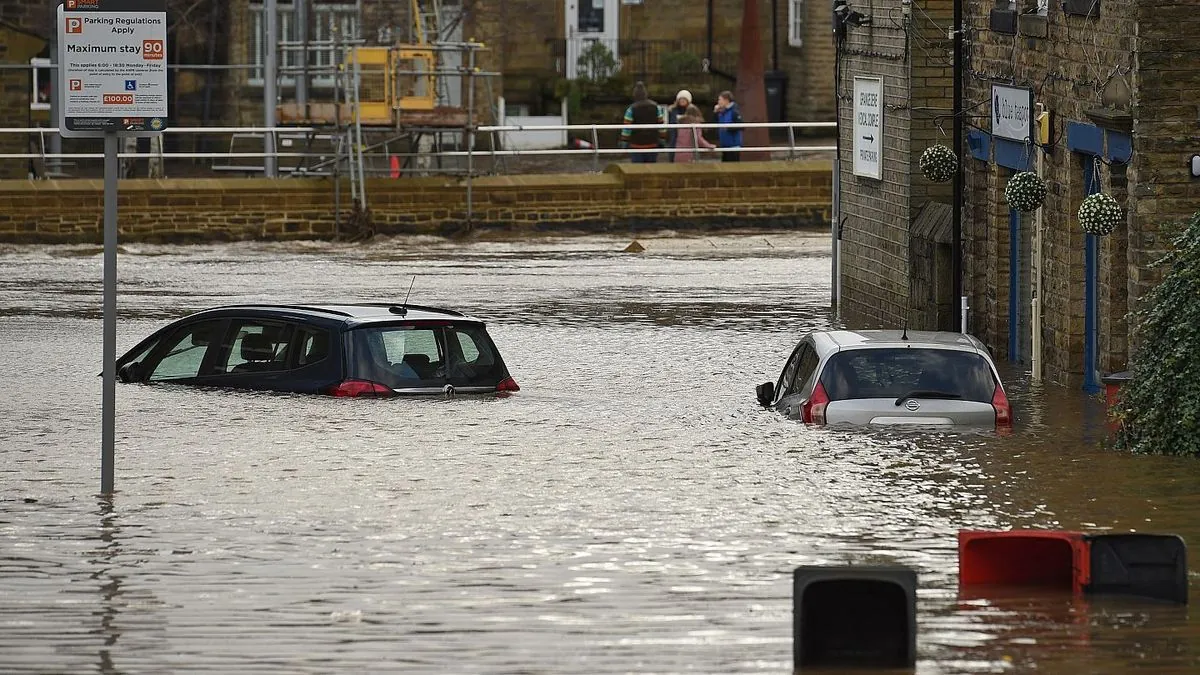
[713,90,743,162]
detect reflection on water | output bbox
[1,233,1198,673]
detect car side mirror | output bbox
[756,381,775,406]
[118,362,143,383]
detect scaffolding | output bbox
[262,0,499,233]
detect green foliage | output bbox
[576,41,618,83]
[1114,211,1200,456]
[660,50,702,81]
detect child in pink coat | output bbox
[672,105,715,163]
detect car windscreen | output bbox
[346,322,506,389]
[820,348,997,403]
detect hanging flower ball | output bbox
[1004,171,1048,213]
[1078,192,1123,236]
[919,144,958,183]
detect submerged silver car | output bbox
[756,330,1012,431]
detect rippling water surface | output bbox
[2,233,1198,674]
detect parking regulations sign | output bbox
[57,0,168,137]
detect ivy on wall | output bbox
[1114,211,1200,456]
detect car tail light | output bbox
[802,381,829,425]
[496,376,520,392]
[992,385,1013,430]
[328,379,394,398]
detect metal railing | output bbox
[0,121,836,177]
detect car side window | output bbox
[294,327,331,367]
[147,321,222,381]
[218,320,293,374]
[776,345,803,398]
[789,344,819,396]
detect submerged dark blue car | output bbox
[115,303,520,397]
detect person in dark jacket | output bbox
[664,90,693,163]
[620,81,666,163]
[713,90,743,162]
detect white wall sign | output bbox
[991,83,1033,143]
[58,0,168,137]
[853,76,883,179]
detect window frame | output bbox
[247,2,361,88]
[787,0,804,48]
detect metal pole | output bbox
[466,47,475,225]
[101,132,117,495]
[47,1,62,172]
[952,0,964,331]
[264,0,279,177]
[297,0,308,112]
[831,157,840,307]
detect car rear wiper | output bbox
[894,390,963,406]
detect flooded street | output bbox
[2,232,1198,674]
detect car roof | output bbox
[811,329,989,355]
[184,303,483,328]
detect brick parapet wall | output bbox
[0,161,831,243]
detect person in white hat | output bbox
[665,89,693,163]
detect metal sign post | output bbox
[58,0,168,495]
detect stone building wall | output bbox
[960,0,1200,387]
[0,23,46,179]
[1131,0,1200,333]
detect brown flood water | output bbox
[0,232,1197,674]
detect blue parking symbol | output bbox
[125,80,137,91]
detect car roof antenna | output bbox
[391,276,417,316]
[901,321,909,341]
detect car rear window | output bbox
[819,348,998,403]
[346,322,506,389]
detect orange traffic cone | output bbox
[389,155,401,178]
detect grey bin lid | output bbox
[1101,370,1132,385]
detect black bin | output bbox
[793,565,917,669]
[764,70,788,124]
[1085,533,1188,604]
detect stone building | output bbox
[0,0,835,178]
[961,0,1200,390]
[0,8,50,179]
[837,0,1200,390]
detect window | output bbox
[346,323,507,389]
[820,348,997,403]
[447,325,502,386]
[793,346,820,395]
[147,321,222,381]
[788,0,804,47]
[248,2,361,88]
[218,321,293,374]
[296,328,331,367]
[776,343,806,397]
[30,58,51,111]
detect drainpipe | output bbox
[1032,116,1044,382]
[952,0,964,331]
[705,0,737,82]
[771,0,779,71]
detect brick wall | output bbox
[837,10,910,328]
[0,160,831,243]
[1133,0,1200,332]
[837,0,954,329]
